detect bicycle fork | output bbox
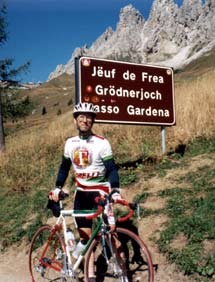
[101,230,128,279]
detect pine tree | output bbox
[0,3,30,151]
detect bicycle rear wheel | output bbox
[29,224,67,282]
[84,227,154,282]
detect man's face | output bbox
[75,113,94,132]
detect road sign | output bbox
[75,56,175,126]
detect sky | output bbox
[1,0,183,83]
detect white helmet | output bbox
[73,102,97,118]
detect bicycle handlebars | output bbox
[85,196,135,222]
[48,190,69,200]
[49,191,136,222]
[59,191,69,200]
[115,198,135,222]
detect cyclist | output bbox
[49,102,121,282]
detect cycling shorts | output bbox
[74,190,100,228]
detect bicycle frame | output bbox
[29,196,155,282]
[46,206,104,275]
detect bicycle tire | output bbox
[29,224,67,282]
[84,227,154,282]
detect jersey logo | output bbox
[73,148,91,168]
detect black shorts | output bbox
[74,190,100,228]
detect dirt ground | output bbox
[1,155,211,282]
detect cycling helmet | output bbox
[73,102,97,118]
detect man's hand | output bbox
[49,187,61,202]
[110,188,123,202]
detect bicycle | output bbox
[29,191,154,282]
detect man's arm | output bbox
[55,156,72,188]
[103,158,119,188]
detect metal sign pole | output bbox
[161,126,166,155]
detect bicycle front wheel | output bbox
[84,227,154,282]
[29,224,67,282]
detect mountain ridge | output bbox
[48,0,215,81]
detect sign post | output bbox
[161,126,166,154]
[75,56,175,152]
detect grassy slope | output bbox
[150,137,215,281]
[0,51,215,280]
[175,46,215,82]
[6,47,215,134]
[121,136,215,281]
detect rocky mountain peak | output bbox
[149,0,178,19]
[48,0,215,81]
[117,4,145,28]
[179,0,203,23]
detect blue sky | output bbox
[1,0,183,83]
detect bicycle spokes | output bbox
[84,228,154,282]
[30,225,70,282]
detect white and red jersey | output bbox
[64,134,113,194]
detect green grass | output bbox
[155,137,215,281]
[0,141,63,248]
[119,168,137,186]
[0,130,215,281]
[118,136,215,280]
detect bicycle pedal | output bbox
[36,264,45,274]
[131,255,144,265]
[88,277,96,282]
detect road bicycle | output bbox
[29,191,154,282]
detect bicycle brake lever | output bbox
[129,203,141,219]
[59,191,69,200]
[94,196,107,207]
[136,203,141,220]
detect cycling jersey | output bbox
[55,133,119,194]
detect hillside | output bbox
[5,46,215,139]
[175,46,215,82]
[4,73,75,134]
[0,51,215,281]
[0,137,215,282]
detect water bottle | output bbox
[72,240,86,259]
[66,229,76,252]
